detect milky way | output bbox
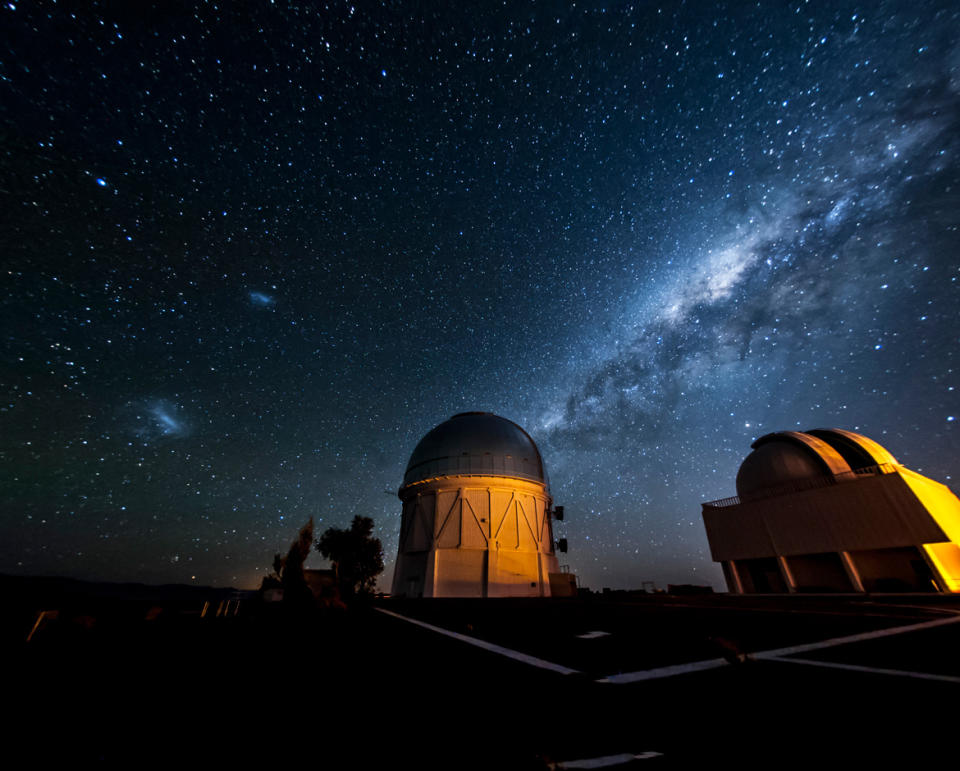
[2,2,959,590]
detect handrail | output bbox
[702,463,898,509]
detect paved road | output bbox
[12,595,960,767]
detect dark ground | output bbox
[8,578,960,768]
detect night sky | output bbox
[3,1,960,591]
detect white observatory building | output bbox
[702,428,960,594]
[391,412,566,598]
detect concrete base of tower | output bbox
[392,469,563,598]
[394,548,560,598]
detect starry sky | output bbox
[3,1,960,591]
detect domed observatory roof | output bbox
[806,428,899,470]
[735,429,902,501]
[735,431,853,501]
[403,412,546,487]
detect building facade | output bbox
[702,428,960,594]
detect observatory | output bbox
[702,429,960,594]
[391,412,565,598]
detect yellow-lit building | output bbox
[702,428,960,594]
[392,412,566,598]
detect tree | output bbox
[283,517,315,603]
[316,516,384,598]
[260,518,314,608]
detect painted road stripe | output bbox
[752,613,960,660]
[767,656,960,683]
[599,657,730,684]
[375,607,580,675]
[549,751,664,768]
[378,607,960,684]
[601,613,960,685]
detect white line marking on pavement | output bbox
[576,630,611,639]
[863,602,960,616]
[549,751,664,768]
[600,613,960,684]
[766,656,960,683]
[375,607,580,675]
[599,658,730,684]
[752,613,960,660]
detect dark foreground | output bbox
[9,581,960,768]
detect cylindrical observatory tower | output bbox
[392,412,561,598]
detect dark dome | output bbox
[734,429,897,502]
[403,412,546,487]
[736,441,827,500]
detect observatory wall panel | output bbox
[490,490,515,544]
[760,478,931,555]
[702,506,773,561]
[515,496,538,551]
[436,490,461,548]
[820,474,947,547]
[407,494,435,552]
[489,551,541,597]
[533,497,546,540]
[435,551,485,598]
[899,469,960,544]
[763,501,836,555]
[924,543,960,592]
[495,499,520,549]
[399,499,416,551]
[462,489,490,548]
[540,502,554,548]
[391,551,427,597]
[705,474,948,561]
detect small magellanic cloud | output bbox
[248,290,275,307]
